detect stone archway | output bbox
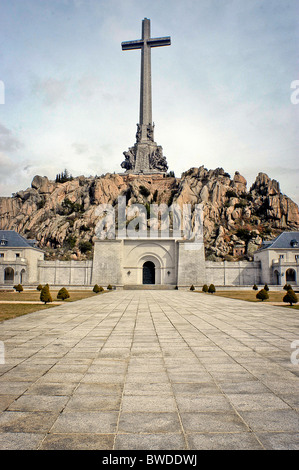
[4,267,14,284]
[138,254,162,285]
[143,261,155,285]
[20,269,26,284]
[274,270,280,285]
[286,268,296,283]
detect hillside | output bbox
[0,166,298,261]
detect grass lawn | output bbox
[198,289,299,309]
[0,289,104,322]
[0,303,56,322]
[213,290,285,302]
[0,290,100,302]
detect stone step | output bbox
[123,284,176,290]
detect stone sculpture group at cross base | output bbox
[121,143,168,172]
[120,18,171,174]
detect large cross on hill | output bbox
[121,18,171,174]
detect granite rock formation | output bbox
[0,166,298,261]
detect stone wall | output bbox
[38,260,93,286]
[205,261,261,287]
[91,240,123,287]
[177,241,206,287]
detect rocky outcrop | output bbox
[0,166,298,260]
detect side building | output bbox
[253,231,299,287]
[0,230,44,287]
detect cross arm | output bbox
[122,40,143,50]
[148,36,171,48]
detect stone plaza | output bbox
[0,290,298,450]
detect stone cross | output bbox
[121,18,171,173]
[122,18,171,142]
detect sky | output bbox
[0,0,298,204]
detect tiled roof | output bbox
[0,230,38,248]
[261,231,299,250]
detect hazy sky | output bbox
[0,0,298,204]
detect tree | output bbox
[264,284,269,292]
[202,284,209,293]
[283,289,298,306]
[256,289,269,302]
[40,284,52,304]
[55,169,73,183]
[14,284,23,294]
[190,285,195,291]
[283,284,292,291]
[79,241,93,254]
[37,284,43,291]
[252,284,258,291]
[57,287,70,301]
[208,284,216,294]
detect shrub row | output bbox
[190,284,216,293]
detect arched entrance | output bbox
[274,270,280,285]
[4,267,14,284]
[143,261,155,285]
[286,268,296,283]
[20,269,26,284]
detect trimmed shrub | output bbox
[40,284,52,304]
[190,285,195,291]
[264,284,269,292]
[208,284,216,294]
[107,284,113,290]
[57,287,70,301]
[283,289,298,306]
[283,284,292,291]
[93,284,102,293]
[202,284,209,293]
[37,284,43,291]
[252,284,258,291]
[256,289,269,302]
[14,284,23,293]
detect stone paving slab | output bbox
[0,290,299,450]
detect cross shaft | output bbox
[122,18,171,140]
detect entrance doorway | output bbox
[4,267,14,284]
[143,261,155,285]
[286,268,296,283]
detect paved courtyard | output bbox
[0,290,298,450]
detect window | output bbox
[279,255,284,260]
[0,253,4,258]
[16,253,20,258]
